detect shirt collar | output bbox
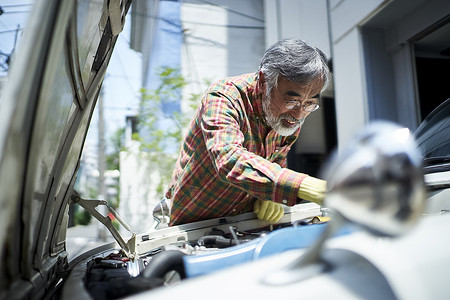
[249,72,267,122]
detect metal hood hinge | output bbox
[70,190,137,260]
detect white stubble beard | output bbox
[262,90,305,136]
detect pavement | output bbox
[66,223,114,261]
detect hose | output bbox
[140,250,186,279]
[197,235,237,248]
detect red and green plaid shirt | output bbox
[166,73,307,225]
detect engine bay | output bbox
[84,208,329,300]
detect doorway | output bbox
[413,18,450,121]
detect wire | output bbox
[0,28,25,34]
[106,74,140,79]
[1,10,32,14]
[130,11,181,29]
[193,0,264,23]
[183,20,264,29]
[130,11,264,30]
[104,106,137,111]
[111,42,141,94]
[0,4,34,8]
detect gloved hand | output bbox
[254,199,284,222]
[297,176,327,205]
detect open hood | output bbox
[0,0,131,298]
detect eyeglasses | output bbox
[285,100,320,112]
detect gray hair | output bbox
[259,38,331,94]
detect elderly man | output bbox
[165,38,331,226]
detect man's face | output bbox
[261,74,323,136]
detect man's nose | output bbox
[291,106,306,119]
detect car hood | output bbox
[0,0,131,297]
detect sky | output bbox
[0,1,33,74]
[86,11,142,152]
[0,0,143,153]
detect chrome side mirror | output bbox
[264,121,426,285]
[151,197,171,229]
[324,121,425,237]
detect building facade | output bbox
[264,0,449,170]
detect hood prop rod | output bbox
[70,190,137,260]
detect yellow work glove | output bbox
[254,199,284,222]
[298,176,327,206]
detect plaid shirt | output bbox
[166,73,307,225]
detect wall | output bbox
[263,0,334,178]
[263,0,450,147]
[180,0,265,101]
[327,0,450,144]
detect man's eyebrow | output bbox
[285,91,301,97]
[285,91,320,99]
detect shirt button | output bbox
[282,199,288,204]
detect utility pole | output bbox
[0,25,21,72]
[98,91,108,241]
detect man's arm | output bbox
[199,86,305,206]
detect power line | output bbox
[184,20,264,29]
[104,106,137,111]
[130,11,264,30]
[106,74,140,80]
[0,10,32,14]
[0,4,34,8]
[0,28,25,34]
[193,0,265,23]
[0,6,31,15]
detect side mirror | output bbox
[324,121,425,237]
[264,121,426,285]
[151,197,171,229]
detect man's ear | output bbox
[258,71,266,94]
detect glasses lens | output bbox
[285,102,320,111]
[285,101,299,110]
[305,104,319,112]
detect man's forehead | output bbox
[277,76,324,93]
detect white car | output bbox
[1,0,450,299]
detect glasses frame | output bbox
[284,100,320,112]
[273,86,320,112]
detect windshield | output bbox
[414,98,450,166]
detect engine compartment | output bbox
[84,218,330,300]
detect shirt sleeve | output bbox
[200,83,306,206]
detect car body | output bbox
[1,0,450,299]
